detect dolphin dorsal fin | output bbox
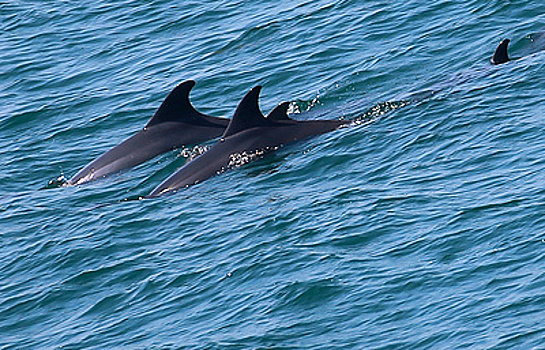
[491,39,510,65]
[223,86,274,137]
[266,102,293,121]
[145,80,212,128]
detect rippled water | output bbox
[2,1,545,349]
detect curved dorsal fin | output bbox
[145,80,214,128]
[223,86,274,137]
[491,39,510,65]
[266,101,293,121]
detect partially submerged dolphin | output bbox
[148,86,352,197]
[491,39,510,65]
[491,32,545,65]
[66,80,228,186]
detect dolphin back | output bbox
[148,86,350,197]
[66,81,228,186]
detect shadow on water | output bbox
[512,31,545,59]
[383,31,545,107]
[302,32,544,127]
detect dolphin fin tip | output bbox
[178,79,196,88]
[146,80,213,128]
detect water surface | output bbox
[1,1,545,349]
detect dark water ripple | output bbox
[2,0,545,349]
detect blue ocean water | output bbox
[2,0,545,348]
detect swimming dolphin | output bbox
[148,86,351,197]
[66,80,229,186]
[491,39,510,65]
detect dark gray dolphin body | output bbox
[148,86,351,197]
[66,80,228,186]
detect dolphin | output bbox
[491,32,545,65]
[491,39,510,65]
[66,80,229,186]
[148,86,351,197]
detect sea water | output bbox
[1,1,545,348]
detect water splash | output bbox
[43,174,68,189]
[289,91,323,114]
[179,144,211,161]
[227,148,273,170]
[358,100,410,121]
